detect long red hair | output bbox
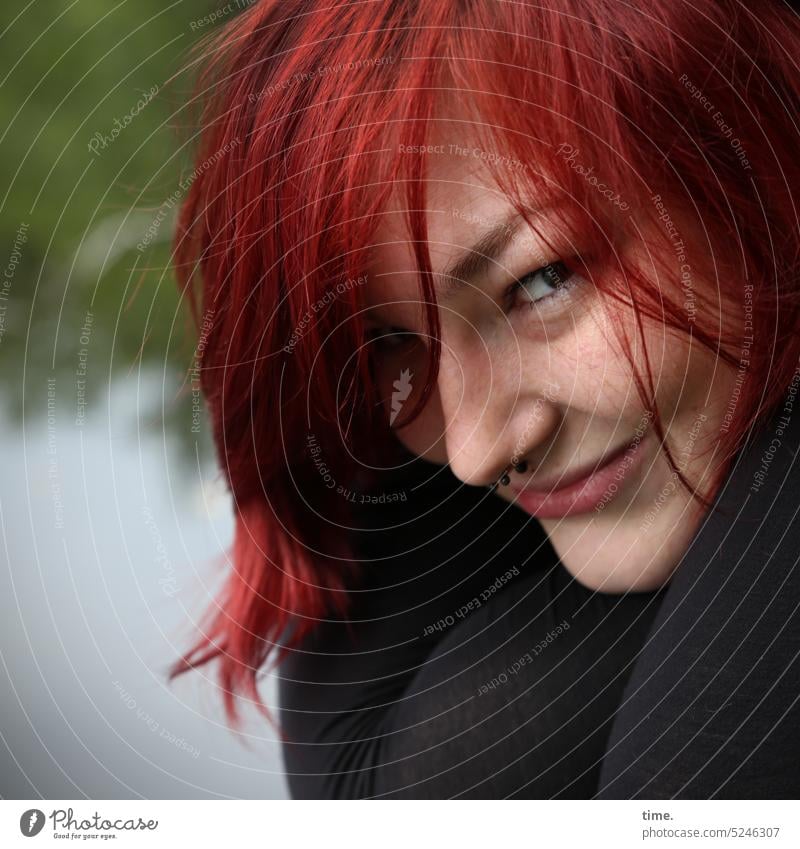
[170,0,800,726]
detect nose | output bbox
[436,342,558,487]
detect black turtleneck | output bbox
[277,457,665,798]
[278,400,800,799]
[598,400,800,799]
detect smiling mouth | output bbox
[508,433,649,519]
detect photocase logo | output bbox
[19,809,45,837]
[389,368,413,425]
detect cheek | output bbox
[393,412,448,462]
[650,328,716,415]
[565,306,693,417]
[588,314,725,432]
[374,358,449,463]
[542,320,633,414]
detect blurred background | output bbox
[0,1,289,798]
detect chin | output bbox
[545,520,691,594]
[540,476,707,593]
[560,555,678,594]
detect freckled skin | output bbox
[363,123,736,592]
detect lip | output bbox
[508,432,649,519]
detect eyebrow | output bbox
[435,212,524,303]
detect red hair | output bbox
[170,0,800,726]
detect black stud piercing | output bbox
[514,461,528,474]
[499,472,511,486]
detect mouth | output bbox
[508,431,649,519]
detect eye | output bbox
[365,325,415,352]
[510,260,575,308]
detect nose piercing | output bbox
[514,461,528,474]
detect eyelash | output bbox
[507,260,576,312]
[365,325,414,352]
[366,259,577,350]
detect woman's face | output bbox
[363,131,736,591]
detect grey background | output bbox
[0,379,289,799]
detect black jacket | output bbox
[598,398,800,798]
[278,402,800,798]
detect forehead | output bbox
[364,123,519,314]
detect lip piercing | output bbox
[494,460,528,488]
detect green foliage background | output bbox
[0,2,229,457]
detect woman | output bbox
[170,0,800,797]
